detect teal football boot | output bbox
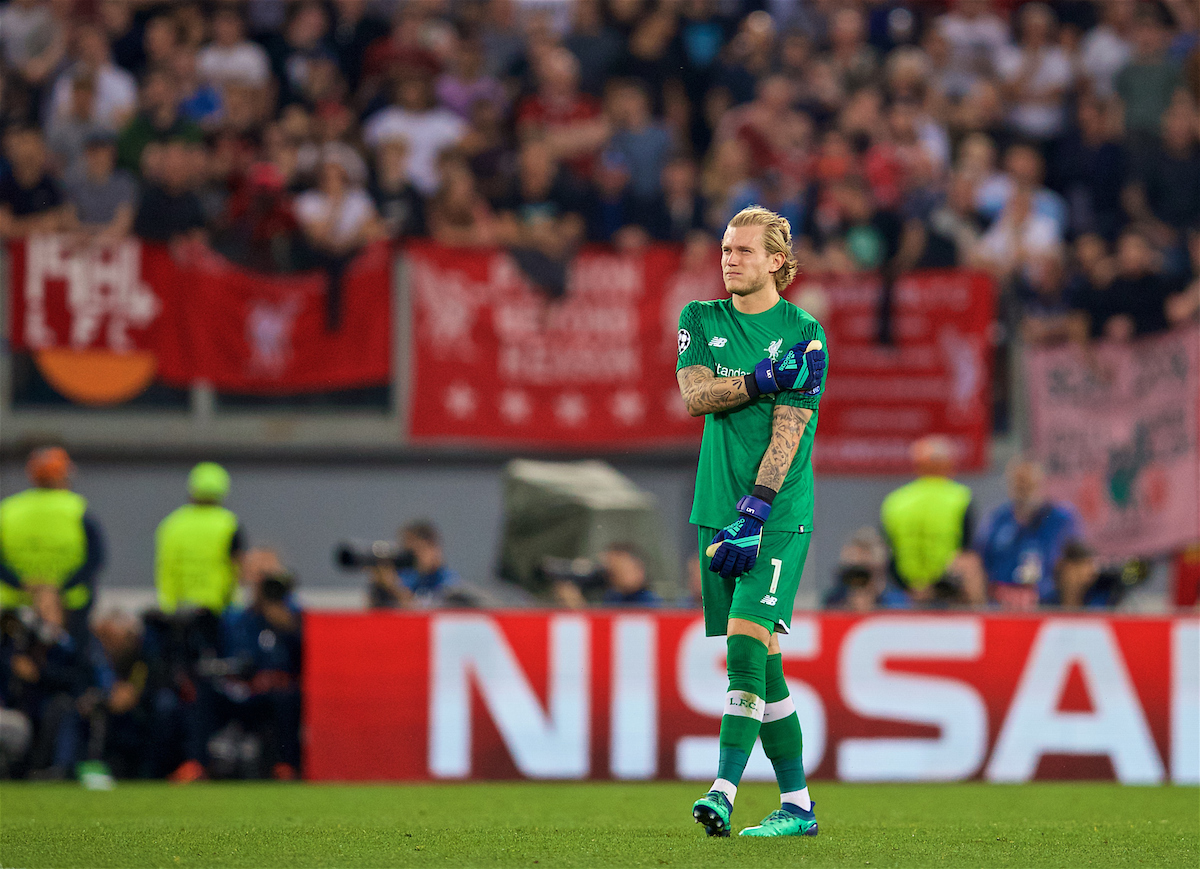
[738,802,818,837]
[692,790,733,837]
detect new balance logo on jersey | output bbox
[759,594,778,606]
[708,336,728,347]
[765,338,783,360]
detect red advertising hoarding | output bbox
[304,611,1198,784]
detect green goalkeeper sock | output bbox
[759,652,808,802]
[713,633,768,799]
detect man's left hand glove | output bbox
[707,495,771,579]
[751,340,827,396]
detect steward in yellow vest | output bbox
[0,447,106,640]
[880,436,979,604]
[155,463,243,616]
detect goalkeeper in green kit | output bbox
[676,206,828,838]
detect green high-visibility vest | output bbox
[0,488,91,610]
[881,476,972,590]
[155,504,239,614]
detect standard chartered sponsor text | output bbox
[500,342,639,383]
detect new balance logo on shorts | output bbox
[759,594,778,606]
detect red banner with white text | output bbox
[6,235,391,400]
[405,246,993,469]
[406,245,715,448]
[304,610,1198,784]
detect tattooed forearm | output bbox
[676,365,752,416]
[756,405,812,491]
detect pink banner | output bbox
[1027,328,1200,558]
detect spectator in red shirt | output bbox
[217,161,298,272]
[716,73,800,174]
[515,47,608,184]
[359,4,441,109]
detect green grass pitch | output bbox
[1,781,1196,868]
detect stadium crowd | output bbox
[1,0,1198,330]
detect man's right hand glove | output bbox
[706,494,771,579]
[751,340,827,396]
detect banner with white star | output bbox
[405,245,996,469]
[406,244,717,448]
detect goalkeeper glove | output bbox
[707,493,772,579]
[749,340,827,397]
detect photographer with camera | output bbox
[164,546,302,782]
[340,521,461,610]
[216,549,303,781]
[0,587,93,779]
[0,447,107,647]
[823,527,912,612]
[549,544,662,609]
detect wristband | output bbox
[743,374,760,400]
[751,485,778,506]
[752,357,779,395]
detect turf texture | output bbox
[0,781,1196,868]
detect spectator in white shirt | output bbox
[50,22,136,132]
[295,143,383,257]
[1079,0,1136,98]
[972,186,1063,282]
[0,0,67,89]
[995,4,1074,141]
[363,72,465,197]
[936,0,1008,84]
[198,6,271,89]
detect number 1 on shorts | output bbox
[770,558,782,594]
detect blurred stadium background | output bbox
[0,0,1198,817]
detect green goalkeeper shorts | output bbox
[696,525,812,637]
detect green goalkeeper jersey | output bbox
[676,297,827,534]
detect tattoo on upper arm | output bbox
[676,365,751,416]
[756,405,812,491]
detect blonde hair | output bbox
[727,206,799,292]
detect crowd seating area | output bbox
[1,0,1197,340]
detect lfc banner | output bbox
[405,245,993,470]
[304,610,1199,784]
[152,243,392,393]
[5,235,391,400]
[1027,328,1200,559]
